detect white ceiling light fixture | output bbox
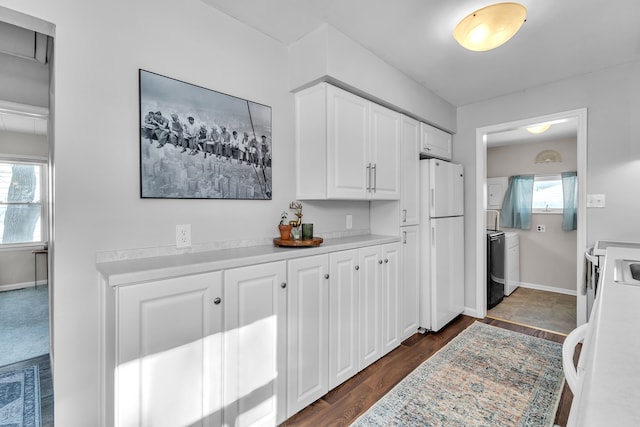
[453,2,527,52]
[526,123,552,134]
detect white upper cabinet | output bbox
[295,83,400,200]
[369,102,401,199]
[326,85,370,198]
[400,115,420,226]
[420,122,452,161]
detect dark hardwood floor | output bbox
[281,315,572,427]
[0,353,53,427]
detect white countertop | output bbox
[569,246,640,426]
[97,234,399,287]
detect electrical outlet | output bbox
[586,194,606,208]
[176,224,191,248]
[346,214,353,230]
[536,224,546,232]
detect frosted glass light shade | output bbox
[454,3,527,51]
[526,123,551,134]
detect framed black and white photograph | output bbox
[139,69,272,199]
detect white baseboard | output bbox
[517,282,577,296]
[463,306,480,318]
[0,280,48,292]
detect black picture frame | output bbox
[139,69,272,199]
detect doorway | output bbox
[474,109,588,330]
[0,11,55,427]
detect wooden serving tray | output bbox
[273,237,323,247]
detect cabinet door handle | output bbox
[281,282,287,289]
[214,297,222,305]
[324,274,330,279]
[403,231,407,244]
[355,265,359,271]
[384,258,389,263]
[372,163,377,193]
[402,209,407,222]
[366,163,372,192]
[378,259,383,265]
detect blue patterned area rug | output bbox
[0,365,41,427]
[352,322,564,427]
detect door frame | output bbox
[474,108,588,325]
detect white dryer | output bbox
[504,232,520,296]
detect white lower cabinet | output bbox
[286,254,330,417]
[358,243,400,367]
[110,243,402,425]
[381,243,401,355]
[400,226,420,339]
[224,261,288,426]
[114,263,287,427]
[116,272,224,427]
[358,245,383,369]
[328,250,360,389]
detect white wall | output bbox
[288,23,456,132]
[488,138,577,293]
[457,60,640,312]
[0,1,379,425]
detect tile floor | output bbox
[487,287,576,335]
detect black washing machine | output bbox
[486,230,505,309]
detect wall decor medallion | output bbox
[139,69,272,199]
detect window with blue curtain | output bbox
[500,175,534,229]
[561,171,578,231]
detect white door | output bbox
[287,255,329,417]
[430,216,465,331]
[369,103,400,200]
[224,261,287,426]
[429,159,464,218]
[117,272,223,427]
[381,243,401,355]
[327,85,370,199]
[358,245,382,370]
[401,115,420,225]
[328,250,359,390]
[401,226,420,339]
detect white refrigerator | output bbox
[419,158,465,332]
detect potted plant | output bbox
[278,211,292,240]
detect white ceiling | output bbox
[485,117,578,147]
[200,0,640,107]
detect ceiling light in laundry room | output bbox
[526,123,552,134]
[453,2,527,51]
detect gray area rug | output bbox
[0,365,41,427]
[352,322,564,427]
[0,286,49,367]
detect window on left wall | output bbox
[0,158,47,246]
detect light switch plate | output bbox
[587,194,606,208]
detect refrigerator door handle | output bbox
[431,188,435,213]
[431,226,436,247]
